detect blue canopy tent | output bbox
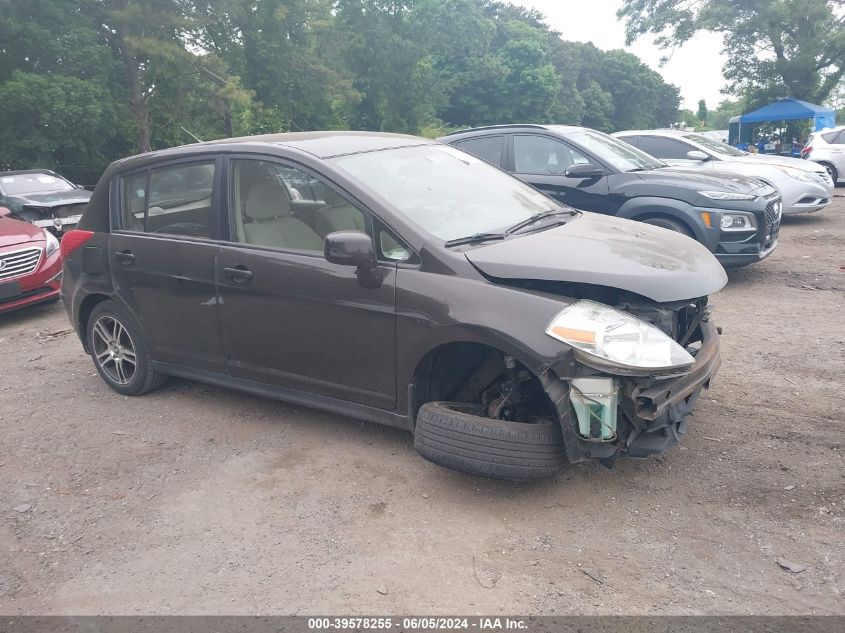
[729,99,836,151]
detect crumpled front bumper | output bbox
[539,319,721,465]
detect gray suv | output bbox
[441,124,782,267]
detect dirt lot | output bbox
[1,196,843,616]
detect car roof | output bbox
[441,124,587,140]
[110,131,433,172]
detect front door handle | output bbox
[113,250,135,265]
[224,266,254,283]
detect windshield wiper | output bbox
[505,209,576,235]
[444,232,507,247]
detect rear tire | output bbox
[414,402,565,481]
[86,300,167,396]
[641,216,693,237]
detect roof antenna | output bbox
[181,126,203,143]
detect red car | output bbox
[0,206,62,313]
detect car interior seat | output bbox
[242,181,323,251]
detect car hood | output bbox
[0,216,45,248]
[656,166,772,192]
[464,213,727,303]
[729,154,826,173]
[15,189,91,208]
[631,167,769,194]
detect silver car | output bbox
[802,126,845,185]
[614,130,834,215]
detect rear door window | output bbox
[454,136,505,167]
[638,136,696,160]
[121,161,217,238]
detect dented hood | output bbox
[464,213,727,302]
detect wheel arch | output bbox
[616,197,704,242]
[407,339,556,428]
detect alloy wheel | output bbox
[91,315,137,385]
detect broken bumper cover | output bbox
[540,319,721,464]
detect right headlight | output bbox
[719,212,757,231]
[545,300,695,371]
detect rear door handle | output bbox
[113,250,135,265]
[224,266,254,283]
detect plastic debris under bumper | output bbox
[621,319,721,457]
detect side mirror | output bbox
[0,206,10,217]
[564,163,605,179]
[324,230,383,288]
[686,150,709,161]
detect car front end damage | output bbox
[537,298,720,465]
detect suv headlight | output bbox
[44,229,60,256]
[698,190,756,201]
[545,300,695,371]
[719,212,756,231]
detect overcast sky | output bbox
[519,0,730,111]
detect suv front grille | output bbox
[763,196,782,250]
[0,247,42,280]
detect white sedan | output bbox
[614,130,834,215]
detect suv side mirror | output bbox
[324,230,383,288]
[686,150,709,161]
[564,163,605,179]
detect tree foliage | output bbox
[0,0,683,181]
[618,0,845,108]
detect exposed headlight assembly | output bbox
[43,229,60,256]
[545,300,695,372]
[698,190,756,201]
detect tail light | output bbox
[60,229,95,259]
[801,146,812,157]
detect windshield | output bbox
[332,145,562,241]
[682,133,747,157]
[0,172,75,196]
[562,129,665,172]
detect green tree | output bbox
[618,0,845,107]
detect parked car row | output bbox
[441,124,782,267]
[2,120,832,481]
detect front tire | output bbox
[641,216,693,237]
[87,300,167,396]
[414,402,565,481]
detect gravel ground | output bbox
[1,196,843,616]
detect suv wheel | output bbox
[414,402,565,481]
[87,300,167,396]
[641,216,692,237]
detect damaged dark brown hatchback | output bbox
[61,132,726,480]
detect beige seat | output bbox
[243,182,323,252]
[312,190,365,239]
